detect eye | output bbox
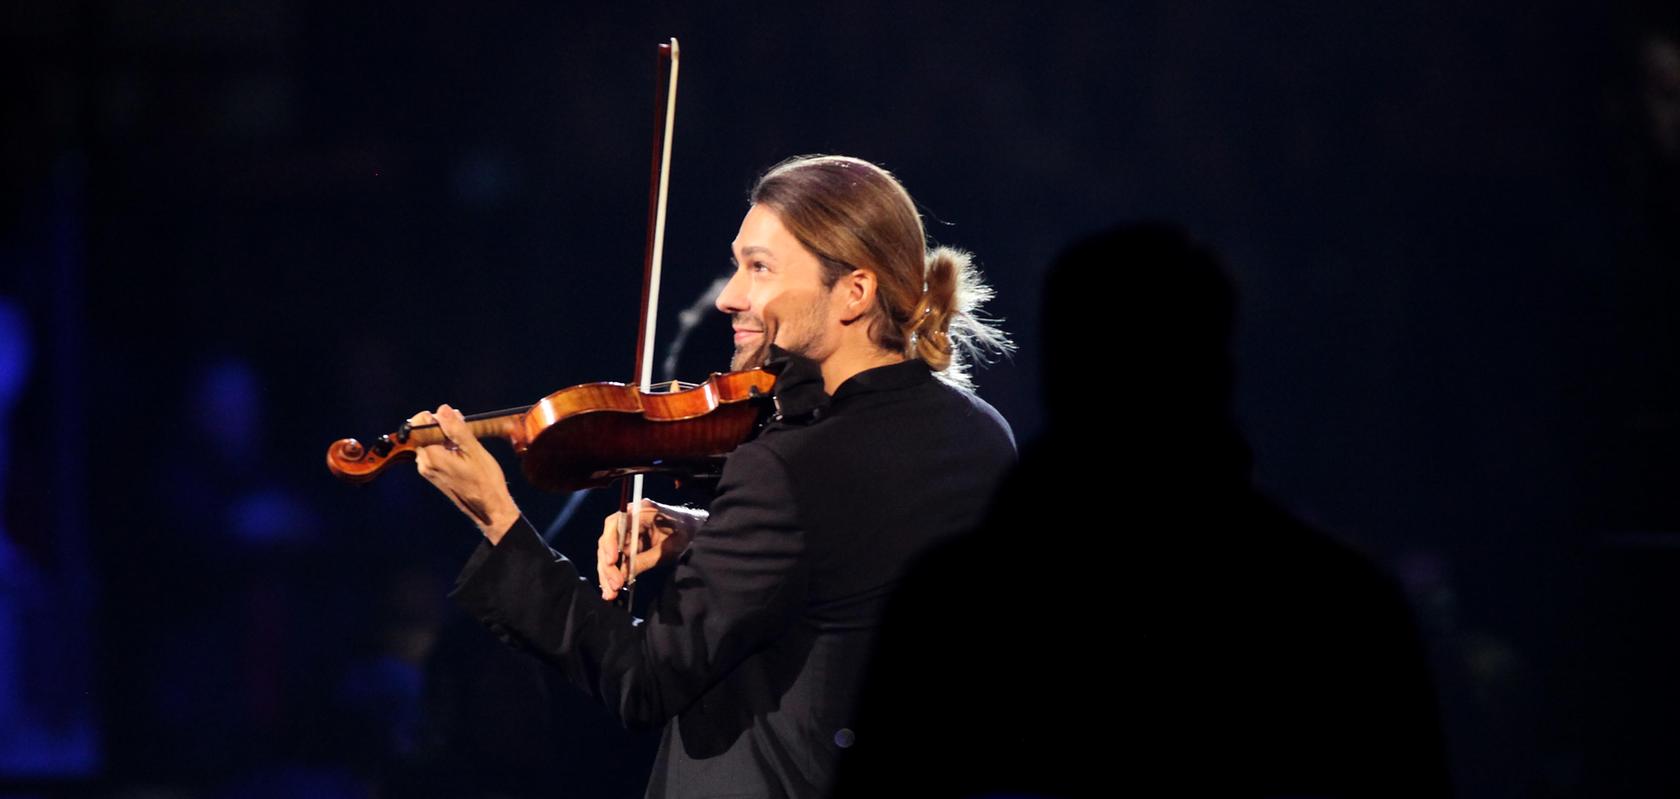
[750,260,771,273]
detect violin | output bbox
[323,368,775,493]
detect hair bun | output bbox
[909,247,1011,387]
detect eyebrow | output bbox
[738,246,774,258]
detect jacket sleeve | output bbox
[449,441,809,731]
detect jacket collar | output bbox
[764,346,932,423]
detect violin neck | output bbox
[406,405,528,445]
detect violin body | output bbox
[325,367,777,493]
[517,368,776,492]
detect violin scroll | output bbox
[325,424,418,485]
[327,412,523,485]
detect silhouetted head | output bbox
[1042,224,1244,472]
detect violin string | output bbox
[462,405,533,422]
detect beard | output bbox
[730,316,775,371]
[730,291,829,371]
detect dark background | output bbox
[1,1,1677,796]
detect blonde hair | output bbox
[750,155,1011,389]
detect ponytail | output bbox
[908,246,1012,390]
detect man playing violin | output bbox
[411,155,1015,798]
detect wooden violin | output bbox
[324,368,776,493]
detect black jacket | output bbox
[450,351,1016,797]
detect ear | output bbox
[834,268,878,325]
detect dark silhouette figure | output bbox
[836,225,1451,797]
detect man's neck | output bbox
[818,346,907,395]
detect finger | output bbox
[644,513,682,547]
[434,404,488,457]
[416,443,450,480]
[411,410,458,461]
[635,512,661,549]
[596,564,612,600]
[431,404,465,451]
[657,523,690,552]
[414,432,466,480]
[598,520,623,582]
[631,513,665,553]
[635,506,673,543]
[599,562,623,600]
[598,518,620,556]
[634,549,663,575]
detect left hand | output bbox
[412,404,522,543]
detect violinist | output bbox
[410,155,1015,798]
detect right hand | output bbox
[597,499,706,601]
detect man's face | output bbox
[717,204,837,370]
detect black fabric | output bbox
[450,351,1015,798]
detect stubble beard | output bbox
[731,292,828,371]
[731,324,773,371]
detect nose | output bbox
[715,265,749,314]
